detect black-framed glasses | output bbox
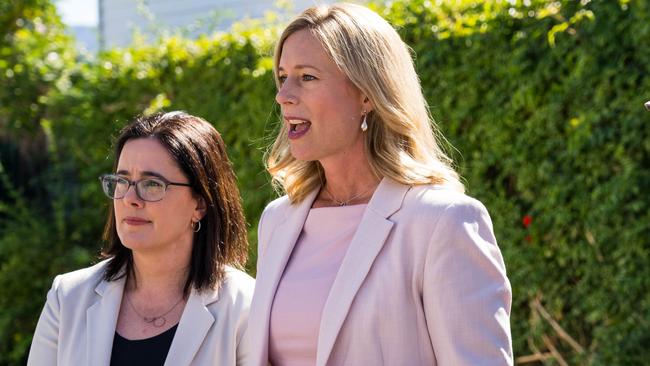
[99,174,191,202]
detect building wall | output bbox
[67,26,99,53]
[99,0,332,49]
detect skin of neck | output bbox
[319,144,380,201]
[128,244,192,299]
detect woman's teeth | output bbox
[289,119,310,132]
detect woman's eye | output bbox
[115,176,129,186]
[143,179,164,188]
[302,74,316,81]
[278,75,287,84]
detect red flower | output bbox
[522,215,532,228]
[525,235,532,243]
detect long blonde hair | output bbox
[267,3,464,203]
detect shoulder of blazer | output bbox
[390,184,493,240]
[262,194,291,221]
[218,266,255,307]
[402,184,488,216]
[51,259,112,297]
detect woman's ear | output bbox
[362,96,374,114]
[194,196,207,221]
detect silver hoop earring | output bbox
[360,112,368,132]
[193,220,201,233]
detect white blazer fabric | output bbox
[27,259,254,366]
[248,178,513,366]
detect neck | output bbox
[128,250,190,297]
[319,150,380,204]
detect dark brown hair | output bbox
[101,111,248,296]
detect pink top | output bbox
[268,204,367,366]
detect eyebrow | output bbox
[116,170,168,180]
[277,64,322,72]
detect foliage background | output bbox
[0,0,648,364]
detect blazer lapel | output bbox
[248,189,319,365]
[316,178,410,366]
[164,288,218,366]
[87,276,125,366]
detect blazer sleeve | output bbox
[234,273,255,366]
[236,321,251,366]
[27,275,62,366]
[218,266,253,366]
[423,199,513,365]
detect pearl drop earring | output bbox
[361,111,368,132]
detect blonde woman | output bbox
[248,3,512,366]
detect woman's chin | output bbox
[118,234,154,252]
[289,148,317,162]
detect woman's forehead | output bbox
[280,30,330,68]
[117,138,182,178]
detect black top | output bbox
[109,324,178,366]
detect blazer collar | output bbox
[316,178,409,366]
[87,275,125,366]
[248,187,319,365]
[249,178,410,366]
[164,288,220,366]
[365,177,409,218]
[88,268,222,366]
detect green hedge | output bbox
[1,0,648,364]
[377,1,649,363]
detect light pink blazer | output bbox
[248,178,513,366]
[27,259,254,366]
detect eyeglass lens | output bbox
[101,175,166,201]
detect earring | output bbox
[360,111,368,132]
[193,220,201,233]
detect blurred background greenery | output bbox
[0,0,648,364]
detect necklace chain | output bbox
[126,293,184,328]
[323,184,375,206]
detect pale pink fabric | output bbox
[268,204,367,366]
[249,179,513,366]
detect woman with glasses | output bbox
[248,3,512,365]
[28,111,254,366]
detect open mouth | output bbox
[287,118,311,139]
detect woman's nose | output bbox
[122,183,143,207]
[276,80,297,105]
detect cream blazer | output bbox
[248,178,513,366]
[27,259,254,366]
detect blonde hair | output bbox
[267,3,464,202]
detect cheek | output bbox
[325,86,361,120]
[311,95,354,127]
[112,203,129,227]
[157,197,196,227]
[113,202,124,218]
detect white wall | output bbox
[100,0,334,48]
